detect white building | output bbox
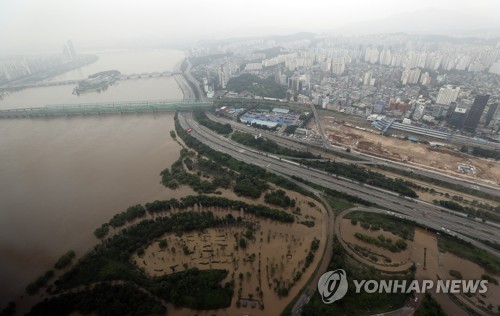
[489,62,500,75]
[436,85,460,105]
[363,71,373,86]
[420,72,431,86]
[401,68,421,85]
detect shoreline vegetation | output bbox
[24,111,327,314]
[19,106,497,315]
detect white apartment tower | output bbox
[436,85,460,105]
[420,72,431,86]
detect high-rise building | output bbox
[436,85,460,105]
[489,62,500,75]
[373,100,385,114]
[218,64,231,89]
[331,58,345,75]
[463,94,489,132]
[401,68,421,85]
[412,104,426,120]
[364,47,379,64]
[391,54,403,67]
[449,107,468,129]
[401,68,410,85]
[484,103,498,127]
[363,71,373,86]
[420,72,431,86]
[379,48,392,66]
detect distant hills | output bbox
[333,8,500,38]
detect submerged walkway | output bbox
[0,99,212,118]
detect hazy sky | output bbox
[1,0,499,54]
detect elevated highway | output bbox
[206,112,500,199]
[178,111,500,256]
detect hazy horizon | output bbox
[1,0,500,55]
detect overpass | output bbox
[0,99,212,118]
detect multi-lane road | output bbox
[178,111,500,256]
[205,112,500,199]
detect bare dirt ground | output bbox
[317,115,500,185]
[132,187,327,316]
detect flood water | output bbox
[0,49,187,302]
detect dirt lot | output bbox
[132,187,327,316]
[316,115,500,185]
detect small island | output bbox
[73,70,121,95]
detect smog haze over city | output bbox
[1,1,500,316]
[2,0,500,53]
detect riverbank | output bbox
[0,49,187,311]
[174,57,203,99]
[0,113,188,311]
[173,58,196,100]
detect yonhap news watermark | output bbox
[318,269,488,304]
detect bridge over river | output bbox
[0,99,212,118]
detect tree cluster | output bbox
[108,205,146,228]
[54,250,76,269]
[378,164,500,202]
[193,110,233,135]
[297,237,412,316]
[283,125,299,134]
[226,74,286,99]
[174,112,313,199]
[52,211,235,312]
[145,195,295,223]
[433,199,500,223]
[94,224,109,239]
[414,293,446,316]
[161,150,235,194]
[438,234,500,275]
[264,189,295,208]
[461,145,500,161]
[233,175,268,198]
[354,233,406,253]
[26,270,54,295]
[28,283,166,316]
[302,160,418,198]
[231,131,317,158]
[347,211,414,240]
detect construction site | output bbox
[314,111,500,186]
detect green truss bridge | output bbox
[0,99,212,118]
